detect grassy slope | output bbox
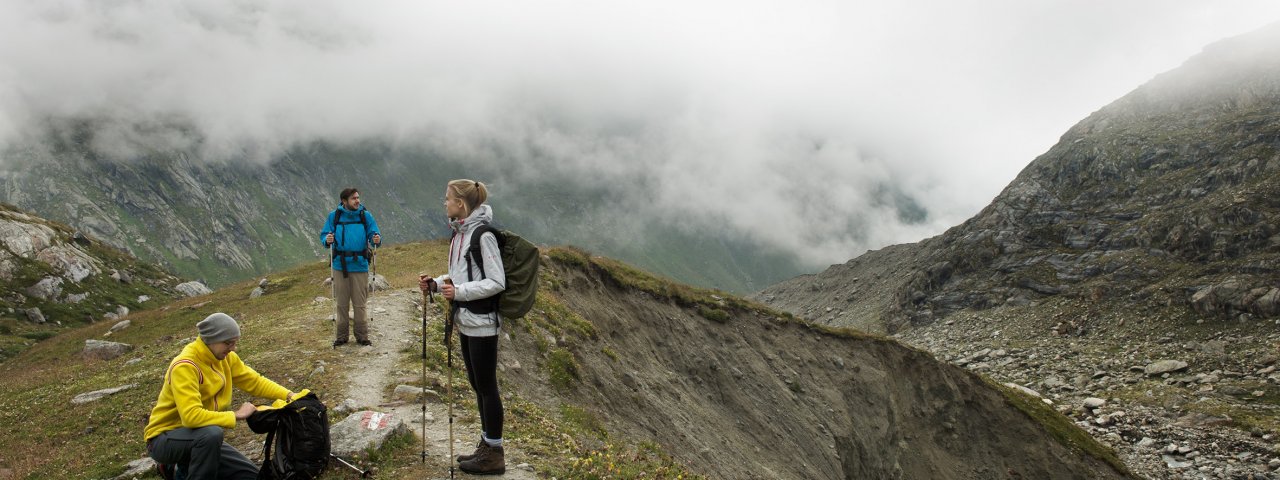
[0,240,1124,479]
[0,241,700,479]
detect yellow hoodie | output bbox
[143,338,291,441]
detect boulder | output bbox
[392,385,440,402]
[109,320,131,333]
[1255,288,1280,316]
[250,287,265,299]
[330,411,411,458]
[1145,360,1189,376]
[71,384,137,404]
[368,274,390,292]
[25,276,64,301]
[111,457,157,480]
[36,245,100,282]
[176,281,213,297]
[0,218,56,258]
[24,307,46,324]
[331,398,361,416]
[83,339,132,360]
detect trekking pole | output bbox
[330,453,372,478]
[444,278,456,480]
[370,242,378,292]
[331,239,341,350]
[420,280,431,465]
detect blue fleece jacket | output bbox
[320,205,381,273]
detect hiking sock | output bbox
[483,435,503,447]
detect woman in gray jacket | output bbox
[420,179,507,475]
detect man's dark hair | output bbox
[339,188,359,202]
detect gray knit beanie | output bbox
[197,312,241,344]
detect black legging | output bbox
[460,333,503,440]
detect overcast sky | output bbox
[2,0,1278,268]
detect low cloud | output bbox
[2,0,1278,267]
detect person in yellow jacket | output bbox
[143,312,296,479]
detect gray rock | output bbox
[250,287,265,299]
[329,411,411,458]
[137,295,150,303]
[1003,382,1044,399]
[1162,455,1192,469]
[109,320,131,333]
[37,245,99,282]
[71,384,137,404]
[392,385,440,402]
[1144,360,1189,376]
[1256,288,1280,316]
[332,398,361,416]
[25,276,64,301]
[118,269,132,284]
[114,305,129,318]
[24,307,46,324]
[1083,397,1106,409]
[83,339,132,360]
[368,274,390,292]
[111,457,157,480]
[65,292,89,303]
[259,278,269,288]
[622,371,640,389]
[1174,412,1233,428]
[1220,385,1250,396]
[176,281,213,297]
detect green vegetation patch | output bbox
[547,347,580,391]
[506,397,703,480]
[987,377,1132,476]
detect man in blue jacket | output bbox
[320,187,381,347]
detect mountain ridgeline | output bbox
[0,139,803,293]
[759,23,1280,333]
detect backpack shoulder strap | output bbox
[259,427,278,479]
[467,223,500,281]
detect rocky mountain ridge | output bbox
[0,140,802,293]
[0,203,184,360]
[759,22,1280,334]
[757,22,1280,480]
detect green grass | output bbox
[986,377,1132,477]
[547,348,580,391]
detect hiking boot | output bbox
[458,444,504,475]
[155,464,174,480]
[332,340,348,347]
[154,464,186,480]
[456,438,488,463]
[357,339,373,346]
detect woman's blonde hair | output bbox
[448,179,488,217]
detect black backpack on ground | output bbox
[247,392,330,479]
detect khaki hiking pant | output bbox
[333,270,369,343]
